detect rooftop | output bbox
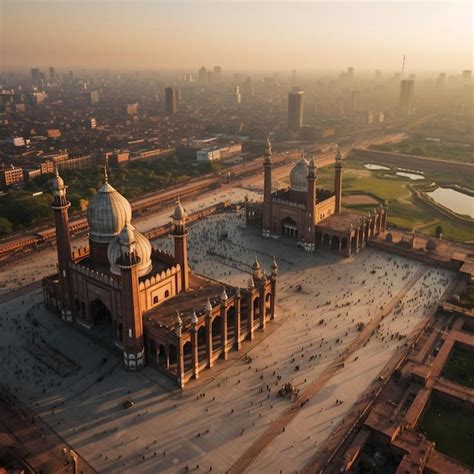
[143,273,235,331]
[317,211,363,232]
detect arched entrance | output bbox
[198,326,207,363]
[322,234,330,248]
[227,306,236,345]
[341,237,348,250]
[169,344,177,372]
[330,236,339,251]
[212,316,222,353]
[183,341,193,372]
[90,298,112,325]
[158,344,167,367]
[253,297,261,327]
[265,293,272,318]
[281,217,298,239]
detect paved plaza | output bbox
[0,212,455,473]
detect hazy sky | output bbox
[1,1,473,73]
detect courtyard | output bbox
[0,212,455,473]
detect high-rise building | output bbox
[213,66,221,81]
[292,69,296,83]
[31,68,41,87]
[165,87,177,114]
[351,90,359,113]
[347,67,354,80]
[49,67,56,82]
[198,66,207,83]
[89,90,100,105]
[436,73,446,89]
[234,86,241,104]
[399,79,415,117]
[462,70,472,81]
[374,69,381,80]
[288,89,304,131]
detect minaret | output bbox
[334,146,343,214]
[116,224,145,371]
[305,157,316,251]
[51,168,73,322]
[171,199,189,291]
[262,136,273,237]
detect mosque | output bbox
[247,139,388,256]
[42,169,277,387]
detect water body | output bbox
[364,163,390,170]
[427,187,474,218]
[396,171,425,180]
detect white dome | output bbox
[290,158,309,192]
[107,224,152,277]
[88,182,132,243]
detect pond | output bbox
[396,171,425,180]
[427,187,474,218]
[364,163,390,170]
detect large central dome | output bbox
[289,158,309,192]
[87,181,132,243]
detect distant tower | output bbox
[262,136,273,237]
[399,79,415,117]
[305,158,316,251]
[51,169,73,321]
[116,224,145,371]
[288,89,304,131]
[334,146,343,214]
[172,199,189,291]
[31,68,41,87]
[165,87,177,114]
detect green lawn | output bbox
[419,395,474,467]
[370,136,474,164]
[442,345,474,389]
[314,162,474,242]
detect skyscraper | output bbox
[234,86,241,104]
[436,73,446,89]
[198,66,207,83]
[351,90,359,113]
[31,68,41,87]
[89,90,100,105]
[165,87,177,114]
[399,79,415,117]
[213,66,221,81]
[49,67,56,82]
[347,67,354,80]
[288,89,304,131]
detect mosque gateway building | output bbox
[43,169,277,387]
[247,138,388,255]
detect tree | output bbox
[435,225,443,237]
[0,217,13,236]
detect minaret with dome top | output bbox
[51,168,73,321]
[171,198,189,291]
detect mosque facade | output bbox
[42,170,277,387]
[248,139,388,256]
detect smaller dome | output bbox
[108,224,152,277]
[118,223,135,246]
[426,238,437,251]
[289,158,309,192]
[52,170,64,191]
[173,200,186,220]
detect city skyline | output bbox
[2,0,472,72]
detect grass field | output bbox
[370,135,474,164]
[419,395,474,467]
[442,345,474,389]
[312,161,474,243]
